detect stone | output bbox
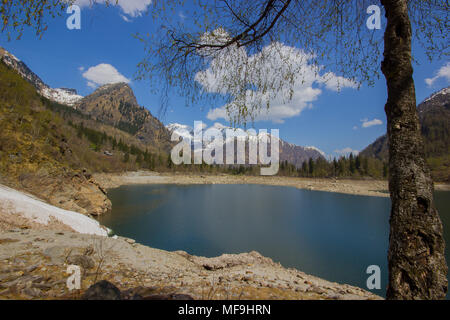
[25,265,38,273]
[82,280,122,300]
[22,287,42,298]
[43,246,67,264]
[67,255,95,270]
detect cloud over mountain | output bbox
[334,147,359,156]
[81,63,130,88]
[425,62,450,87]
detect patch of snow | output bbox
[40,87,83,106]
[423,87,450,103]
[0,47,20,62]
[8,52,20,62]
[0,184,108,236]
[305,146,326,157]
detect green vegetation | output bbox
[278,154,387,179]
[361,94,449,182]
[0,60,164,179]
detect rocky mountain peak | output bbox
[360,86,450,182]
[76,82,172,151]
[419,86,449,114]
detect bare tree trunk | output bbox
[380,0,447,299]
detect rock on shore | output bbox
[0,184,109,236]
[0,229,382,300]
[8,171,111,216]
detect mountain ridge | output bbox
[75,82,173,153]
[0,47,83,106]
[0,47,173,154]
[166,122,324,167]
[361,86,450,181]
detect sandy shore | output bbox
[94,171,391,198]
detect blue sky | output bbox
[1,2,448,158]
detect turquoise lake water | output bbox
[98,184,450,298]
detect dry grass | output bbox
[0,209,75,232]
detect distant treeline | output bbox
[278,154,388,179]
[40,84,388,179]
[66,120,389,179]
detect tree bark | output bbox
[380,0,447,299]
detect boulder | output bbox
[82,280,122,300]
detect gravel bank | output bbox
[94,171,391,198]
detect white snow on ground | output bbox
[40,87,83,106]
[0,184,108,236]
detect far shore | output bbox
[94,171,450,198]
[94,171,390,197]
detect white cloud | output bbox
[425,62,450,87]
[334,147,359,156]
[361,118,382,128]
[82,63,130,88]
[120,14,131,22]
[318,72,358,92]
[78,66,84,72]
[197,39,357,124]
[75,0,151,18]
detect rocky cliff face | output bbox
[76,83,173,152]
[0,47,83,106]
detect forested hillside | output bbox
[361,87,449,182]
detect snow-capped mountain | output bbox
[423,87,450,104]
[0,47,83,106]
[361,86,449,162]
[167,122,324,167]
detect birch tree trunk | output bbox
[380,0,447,300]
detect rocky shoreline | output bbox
[94,171,450,198]
[95,171,391,198]
[2,170,112,217]
[0,228,381,300]
[2,171,449,300]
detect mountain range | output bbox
[0,47,83,106]
[361,86,449,181]
[2,46,447,181]
[0,46,325,167]
[166,122,325,167]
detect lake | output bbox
[98,184,450,298]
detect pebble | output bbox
[26,265,38,273]
[22,287,42,298]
